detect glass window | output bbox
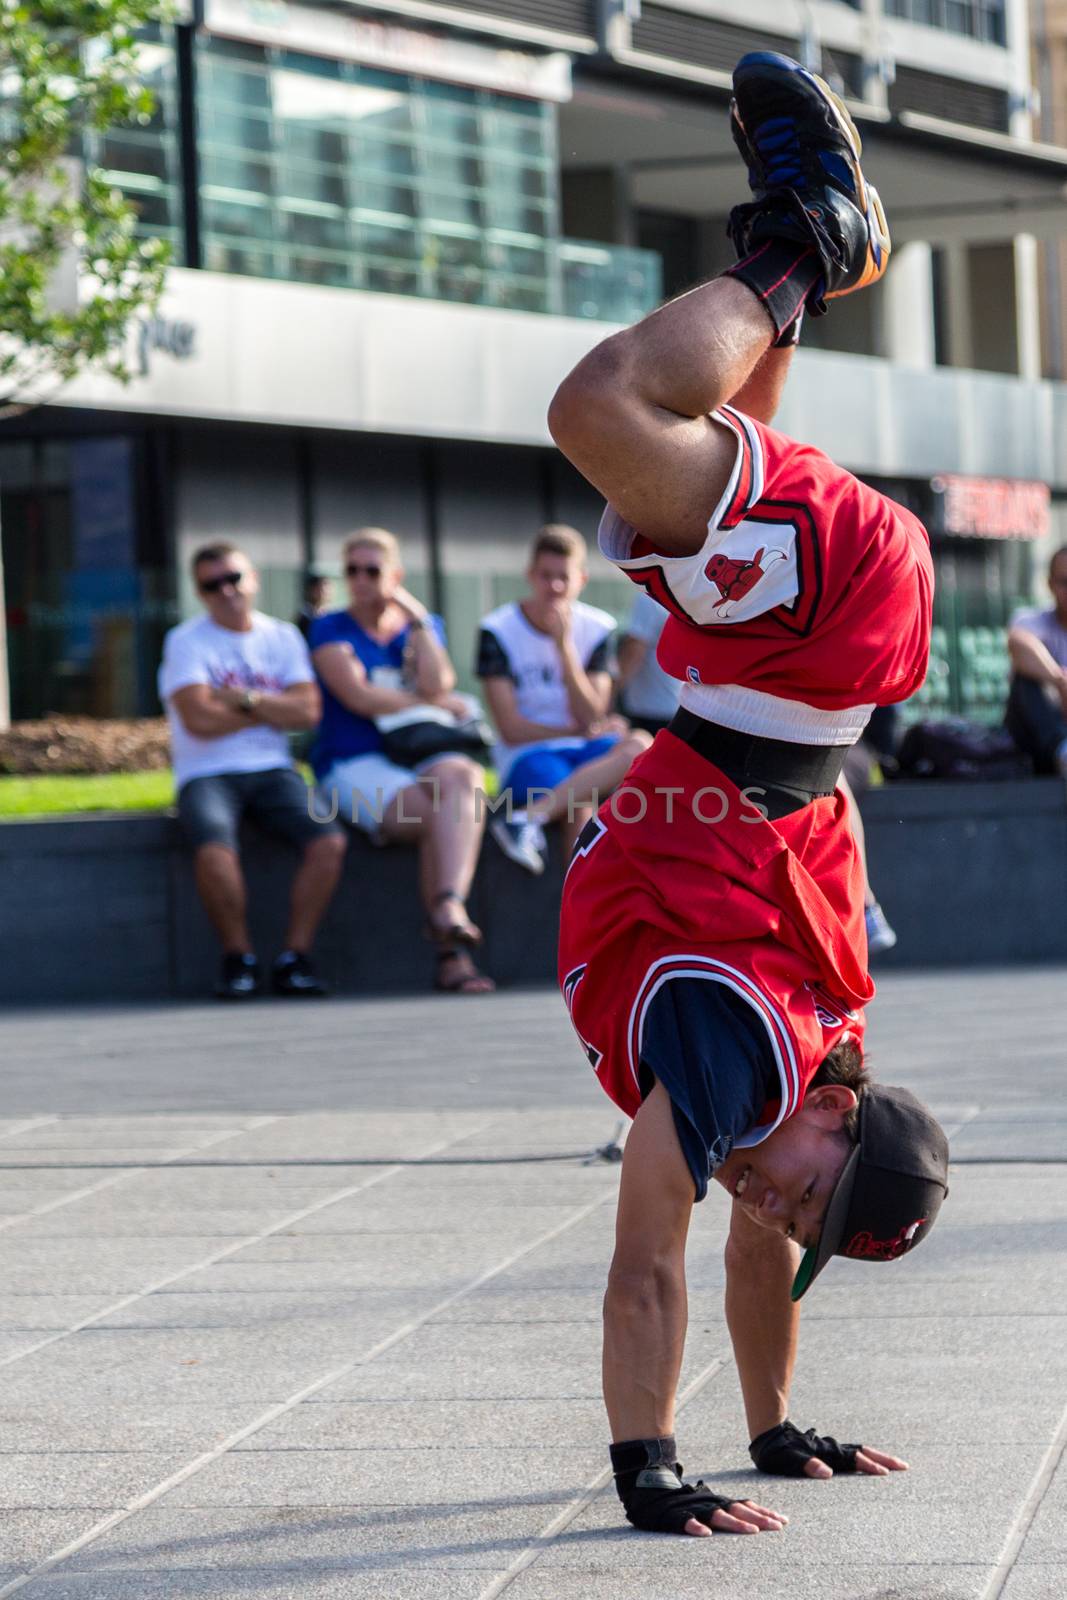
[196,40,562,310]
[278,160,347,209]
[351,175,418,218]
[85,29,183,257]
[358,218,419,261]
[884,0,1006,43]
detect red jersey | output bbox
[558,734,870,1136]
[598,404,933,713]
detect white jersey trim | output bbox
[627,953,801,1145]
[679,682,874,746]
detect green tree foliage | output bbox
[0,0,171,403]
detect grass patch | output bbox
[0,770,175,818]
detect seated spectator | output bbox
[310,528,494,996]
[616,589,681,735]
[295,565,334,640]
[159,542,346,1000]
[476,524,652,871]
[1005,544,1067,784]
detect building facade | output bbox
[5,0,1067,721]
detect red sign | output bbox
[932,474,1050,541]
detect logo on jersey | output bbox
[561,964,604,1073]
[704,546,787,617]
[845,1218,925,1261]
[804,982,861,1031]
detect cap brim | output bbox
[790,1141,862,1302]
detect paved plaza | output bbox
[0,969,1065,1598]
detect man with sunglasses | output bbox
[159,542,346,999]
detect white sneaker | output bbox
[490,814,547,875]
[865,902,897,955]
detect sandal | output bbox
[434,947,495,995]
[424,889,482,948]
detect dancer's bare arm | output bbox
[548,278,778,556]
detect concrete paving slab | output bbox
[0,1512,117,1574]
[60,1503,569,1573]
[287,1201,586,1238]
[11,1211,320,1241]
[198,1111,501,1162]
[0,1330,369,1406]
[93,1287,432,1332]
[0,1120,258,1151]
[166,1444,606,1507]
[15,1570,506,1599]
[0,1454,185,1510]
[505,1563,989,1600]
[1002,1568,1067,1600]
[432,1289,601,1325]
[0,1296,122,1332]
[0,1237,243,1294]
[0,1400,267,1453]
[322,1321,604,1403]
[172,1226,611,1295]
[229,1397,608,1451]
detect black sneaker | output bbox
[727,51,890,309]
[272,950,329,998]
[215,952,261,1000]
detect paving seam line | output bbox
[0,1116,281,1238]
[0,1167,616,1596]
[0,1117,59,1144]
[0,1111,505,1374]
[473,1355,730,1600]
[977,1341,1067,1596]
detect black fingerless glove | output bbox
[749,1419,860,1476]
[610,1436,736,1534]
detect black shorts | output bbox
[177,767,341,852]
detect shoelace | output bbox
[753,117,805,190]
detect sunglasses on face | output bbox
[346,563,382,579]
[199,571,244,595]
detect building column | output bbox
[876,240,935,367]
[941,245,974,369]
[1014,233,1042,381]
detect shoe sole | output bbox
[489,820,546,875]
[731,50,890,297]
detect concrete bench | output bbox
[2,776,1064,1005]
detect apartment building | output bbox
[4,0,1066,721]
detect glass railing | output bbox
[557,238,663,323]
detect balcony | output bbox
[557,238,663,323]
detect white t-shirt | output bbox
[476,599,616,781]
[619,590,682,722]
[158,611,314,790]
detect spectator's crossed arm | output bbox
[170,684,255,739]
[312,640,422,720]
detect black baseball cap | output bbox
[791,1083,949,1302]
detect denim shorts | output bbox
[178,767,340,851]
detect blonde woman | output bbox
[310,529,493,995]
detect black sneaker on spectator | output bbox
[215,952,261,1000]
[490,814,547,875]
[272,949,329,997]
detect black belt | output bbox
[668,708,849,820]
